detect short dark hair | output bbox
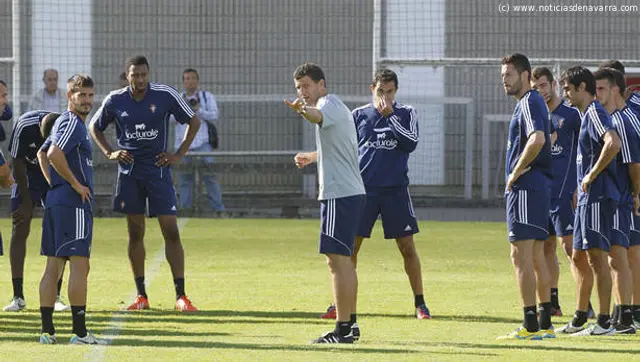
[372,68,398,88]
[125,55,149,72]
[42,68,58,79]
[183,68,199,80]
[40,112,60,139]
[67,74,94,94]
[0,80,6,87]
[119,72,127,81]
[594,67,626,94]
[293,62,325,83]
[532,67,554,83]
[560,66,596,96]
[599,60,625,74]
[501,53,532,80]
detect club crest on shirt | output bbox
[150,104,156,113]
[551,114,564,129]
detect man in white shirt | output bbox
[174,68,224,212]
[28,69,68,112]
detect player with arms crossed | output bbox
[288,62,365,344]
[89,56,201,312]
[530,67,588,318]
[497,53,554,340]
[37,74,105,344]
[556,66,622,336]
[3,110,72,313]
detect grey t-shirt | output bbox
[315,94,365,200]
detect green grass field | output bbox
[0,218,639,361]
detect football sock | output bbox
[620,305,633,326]
[12,278,23,299]
[523,305,539,332]
[135,277,147,298]
[349,313,357,327]
[414,294,425,308]
[633,305,640,321]
[71,306,87,337]
[174,278,185,299]
[550,288,560,309]
[335,321,351,337]
[597,314,611,329]
[572,310,588,327]
[40,307,55,335]
[538,302,552,330]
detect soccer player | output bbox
[288,62,365,344]
[556,66,621,336]
[599,60,640,115]
[351,68,429,319]
[600,61,640,327]
[2,111,73,313]
[593,67,637,333]
[496,53,554,340]
[37,74,104,344]
[89,56,201,312]
[530,67,586,318]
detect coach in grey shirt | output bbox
[287,62,365,344]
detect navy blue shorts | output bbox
[573,200,614,252]
[506,188,550,242]
[41,205,93,258]
[357,187,419,239]
[631,212,640,247]
[611,203,631,248]
[10,183,47,212]
[549,197,575,237]
[319,195,365,256]
[113,172,178,217]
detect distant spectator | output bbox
[0,80,12,141]
[174,68,225,212]
[28,69,68,112]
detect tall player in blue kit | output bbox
[599,61,640,327]
[593,67,637,333]
[497,54,554,340]
[556,66,621,336]
[3,111,73,313]
[530,67,586,318]
[89,56,201,312]
[37,74,105,344]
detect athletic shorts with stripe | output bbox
[357,186,419,239]
[548,197,575,237]
[573,199,615,252]
[631,211,640,247]
[319,194,365,256]
[41,205,93,258]
[611,202,631,248]
[506,188,550,242]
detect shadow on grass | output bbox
[0,310,525,326]
[409,341,640,354]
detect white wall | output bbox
[31,0,92,95]
[384,0,445,185]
